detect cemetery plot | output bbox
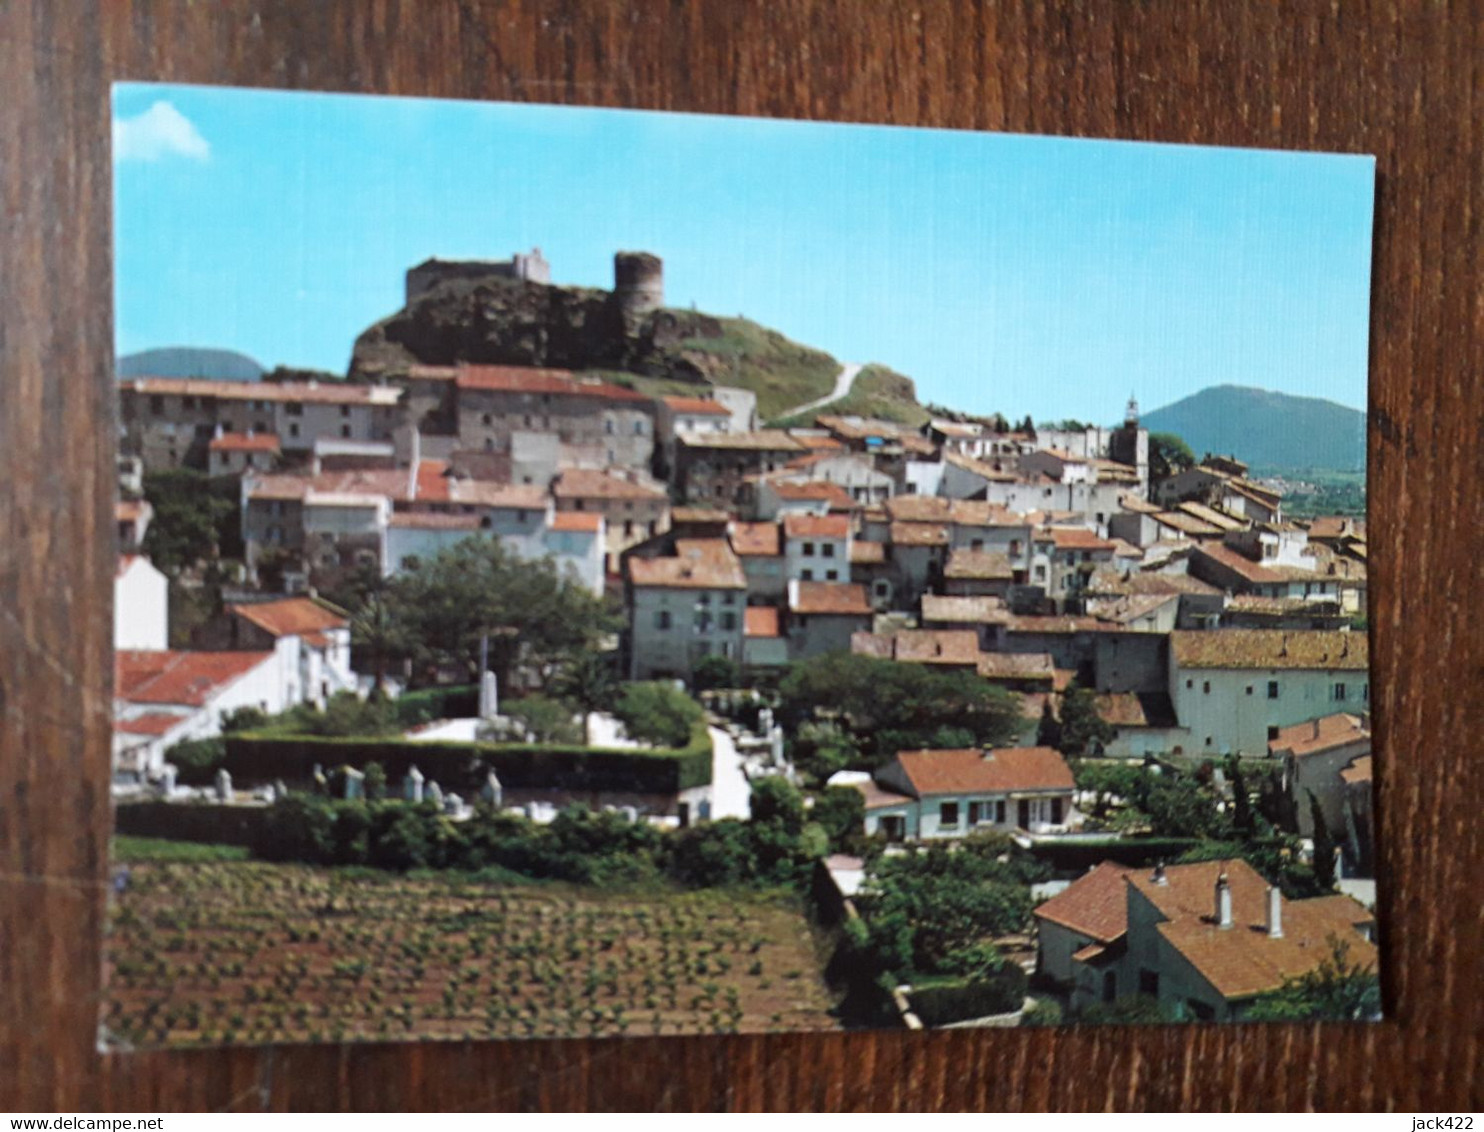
[103,860,839,1045]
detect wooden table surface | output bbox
[3,0,1480,1112]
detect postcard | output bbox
[106,84,1377,1046]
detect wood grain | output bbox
[3,0,1480,1111]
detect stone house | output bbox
[625,539,747,681]
[552,467,670,573]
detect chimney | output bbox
[1215,870,1233,929]
[1266,884,1284,939]
[1151,860,1168,886]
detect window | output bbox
[634,420,644,435]
[482,413,492,426]
[182,396,197,410]
[254,420,268,432]
[623,520,634,537]
[1186,999,1216,1021]
[939,802,960,828]
[340,425,351,438]
[1203,681,1211,695]
[289,423,300,438]
[401,555,420,571]
[1139,970,1160,997]
[655,610,671,631]
[340,405,351,418]
[150,395,164,414]
[1362,683,1370,702]
[1009,540,1022,557]
[803,542,815,556]
[1245,685,1254,696]
[801,569,813,581]
[720,612,737,631]
[1267,725,1280,741]
[1333,683,1347,701]
[523,415,533,428]
[1103,972,1118,1004]
[694,611,712,632]
[722,593,735,605]
[971,538,984,551]
[286,402,303,417]
[516,510,528,523]
[605,419,615,435]
[821,543,835,558]
[1268,681,1280,699]
[826,570,838,581]
[968,801,984,825]
[995,800,1007,823]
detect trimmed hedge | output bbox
[223,723,713,794]
[1028,836,1201,875]
[393,684,480,727]
[910,968,1028,1026]
[115,800,275,848]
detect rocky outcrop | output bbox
[349,275,725,384]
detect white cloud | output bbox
[113,100,211,163]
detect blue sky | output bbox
[113,83,1375,422]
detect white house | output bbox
[115,554,169,651]
[1168,630,1370,758]
[858,746,1077,841]
[223,596,358,707]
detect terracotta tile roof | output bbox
[116,499,148,522]
[455,364,648,402]
[790,432,847,451]
[888,746,1075,797]
[661,395,730,415]
[976,652,1056,682]
[890,521,950,547]
[116,650,274,707]
[769,480,856,507]
[209,432,281,452]
[1034,862,1134,943]
[1119,494,1164,515]
[1269,713,1370,758]
[1094,691,1179,729]
[790,581,873,616]
[116,553,149,578]
[817,415,914,441]
[1134,861,1376,1001]
[1043,526,1116,551]
[1226,594,1339,616]
[552,468,667,501]
[1156,511,1226,537]
[944,549,1014,580]
[1340,755,1373,785]
[123,378,401,406]
[1306,516,1358,540]
[229,597,348,647]
[1170,630,1368,671]
[850,540,886,564]
[782,512,851,539]
[671,506,731,524]
[628,539,746,590]
[885,496,951,522]
[1177,501,1247,531]
[920,594,1010,625]
[115,711,192,737]
[678,429,804,452]
[1086,568,1221,598]
[549,511,603,533]
[1086,592,1180,625]
[856,780,916,812]
[851,630,981,666]
[942,451,1020,482]
[729,521,782,557]
[1003,614,1109,634]
[744,606,781,639]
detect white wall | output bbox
[1170,664,1370,757]
[116,557,169,651]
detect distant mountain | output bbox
[117,347,265,382]
[1141,384,1366,473]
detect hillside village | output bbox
[109,248,1377,1036]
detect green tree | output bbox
[219,705,269,733]
[1057,683,1114,756]
[338,566,414,691]
[1035,700,1062,749]
[551,650,620,714]
[140,468,240,573]
[504,694,583,745]
[1149,432,1195,481]
[362,762,388,801]
[692,653,740,692]
[613,681,703,748]
[387,535,619,687]
[1244,936,1379,1021]
[1308,791,1338,890]
[778,652,1021,764]
[811,785,866,852]
[1225,754,1256,839]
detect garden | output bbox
[104,850,839,1047]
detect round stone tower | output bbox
[613,251,664,329]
